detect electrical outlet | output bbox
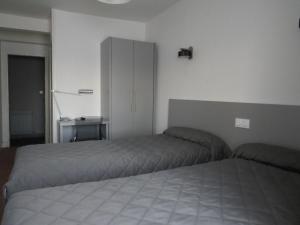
[235,118,250,129]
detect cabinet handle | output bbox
[130,90,134,112]
[133,90,137,112]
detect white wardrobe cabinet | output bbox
[101,37,155,139]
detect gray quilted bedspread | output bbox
[5,134,223,199]
[2,158,300,225]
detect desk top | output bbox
[58,118,109,126]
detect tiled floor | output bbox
[0,148,16,222]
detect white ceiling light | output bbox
[97,0,132,4]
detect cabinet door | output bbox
[111,38,134,139]
[133,41,154,136]
[101,38,111,121]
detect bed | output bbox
[2,143,299,225]
[4,127,231,199]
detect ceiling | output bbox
[0,0,180,22]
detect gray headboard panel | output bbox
[168,99,300,150]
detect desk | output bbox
[58,118,109,143]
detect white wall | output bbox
[0,28,50,45]
[146,0,300,133]
[0,13,50,33]
[52,9,146,142]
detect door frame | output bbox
[0,41,52,147]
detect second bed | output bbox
[2,143,300,225]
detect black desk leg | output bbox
[99,124,103,140]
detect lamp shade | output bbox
[97,0,131,4]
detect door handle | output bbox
[39,90,44,95]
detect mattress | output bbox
[5,131,230,199]
[2,158,300,225]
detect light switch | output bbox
[235,118,250,129]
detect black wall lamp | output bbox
[178,47,193,60]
